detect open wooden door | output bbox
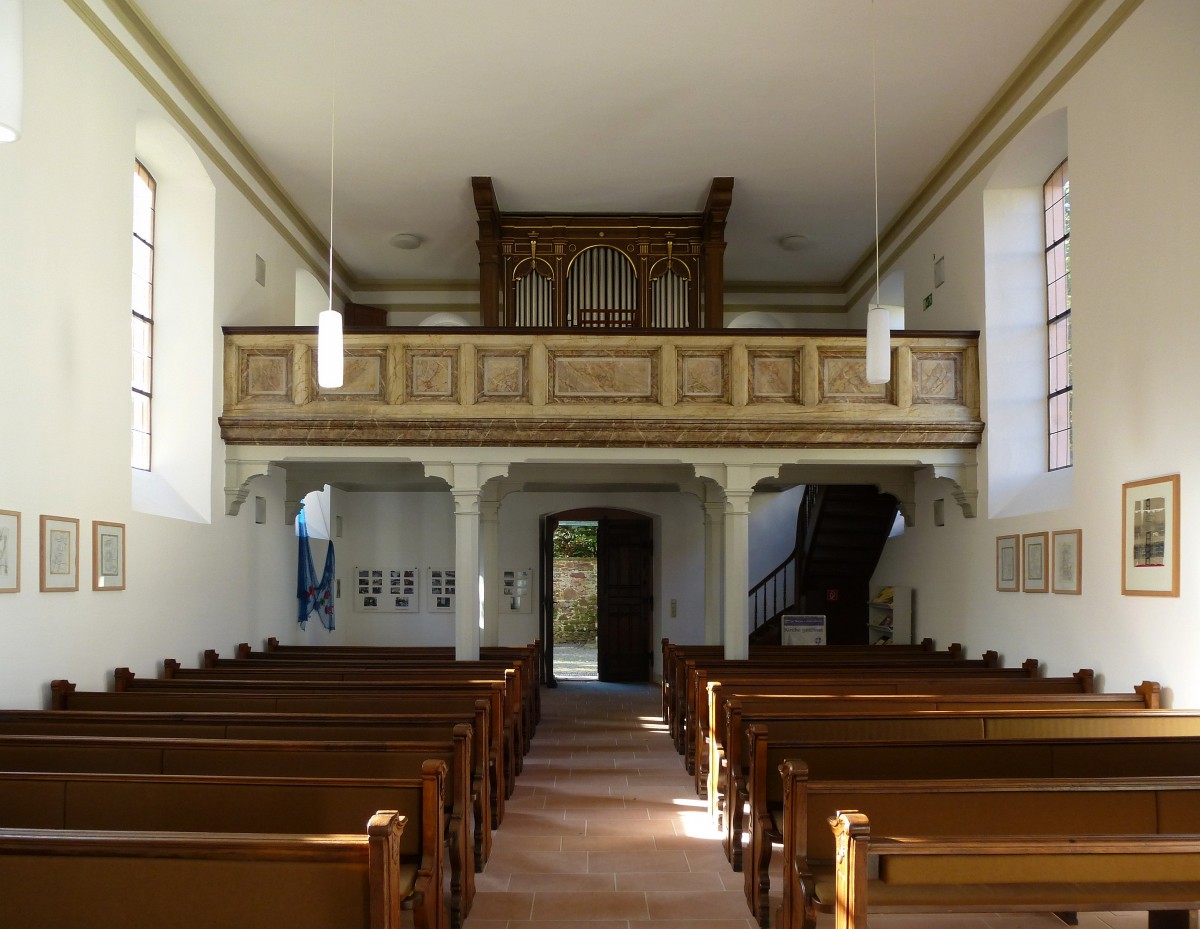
[597,515,654,682]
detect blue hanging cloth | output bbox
[297,507,336,631]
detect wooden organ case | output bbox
[473,176,733,330]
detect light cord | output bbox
[328,85,336,311]
[871,0,880,307]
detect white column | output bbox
[722,488,753,660]
[453,487,482,660]
[703,495,725,646]
[480,497,501,647]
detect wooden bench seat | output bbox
[0,812,409,929]
[0,730,475,926]
[53,679,511,821]
[702,676,1135,805]
[674,655,1032,762]
[0,764,446,929]
[206,651,539,748]
[769,735,1200,929]
[822,810,1200,929]
[742,713,1200,925]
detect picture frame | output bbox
[429,567,456,612]
[92,521,126,591]
[0,509,19,593]
[39,515,79,592]
[1021,531,1049,593]
[995,534,1019,592]
[356,566,418,612]
[1051,529,1082,595]
[1122,474,1180,597]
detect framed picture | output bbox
[0,509,19,593]
[995,534,1019,592]
[1052,529,1082,595]
[92,521,126,591]
[1122,474,1180,597]
[356,566,418,611]
[1021,531,1049,593]
[39,515,79,592]
[429,567,456,611]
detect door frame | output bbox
[539,507,655,686]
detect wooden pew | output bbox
[0,731,475,927]
[51,681,510,823]
[0,812,409,929]
[668,646,981,752]
[247,640,542,728]
[822,809,1200,929]
[754,719,1200,928]
[217,647,540,744]
[0,763,446,929]
[0,704,494,864]
[702,672,1125,804]
[677,657,1039,774]
[659,638,941,728]
[171,659,533,765]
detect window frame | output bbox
[132,160,156,471]
[1044,158,1071,471]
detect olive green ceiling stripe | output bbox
[843,0,1143,311]
[64,0,351,296]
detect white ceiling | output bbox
[132,0,1074,288]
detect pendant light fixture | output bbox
[317,90,344,389]
[865,0,891,386]
[0,0,22,143]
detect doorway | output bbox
[540,509,654,685]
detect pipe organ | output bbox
[473,177,732,330]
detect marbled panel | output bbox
[912,351,963,404]
[406,348,459,402]
[478,350,529,403]
[550,351,657,402]
[313,349,387,401]
[677,351,729,404]
[820,350,890,403]
[241,349,292,401]
[748,352,798,402]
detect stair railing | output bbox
[748,485,821,635]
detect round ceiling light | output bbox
[389,233,422,250]
[779,234,809,251]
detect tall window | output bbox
[1044,159,1071,470]
[131,161,155,471]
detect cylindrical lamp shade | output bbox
[0,0,22,142]
[317,308,344,388]
[865,304,892,385]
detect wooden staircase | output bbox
[749,485,899,645]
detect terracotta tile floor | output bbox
[460,681,1151,929]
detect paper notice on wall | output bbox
[781,614,826,646]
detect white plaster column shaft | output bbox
[703,498,725,646]
[722,489,754,660]
[453,489,482,660]
[480,498,501,648]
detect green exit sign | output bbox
[923,293,933,310]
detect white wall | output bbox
[873,0,1200,707]
[0,2,315,705]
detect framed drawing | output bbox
[1052,529,1082,595]
[0,509,19,593]
[39,515,79,592]
[1122,474,1180,597]
[92,521,126,591]
[1021,531,1049,593]
[995,534,1019,592]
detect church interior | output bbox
[1,1,1199,926]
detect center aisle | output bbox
[463,680,756,929]
[462,681,1118,929]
